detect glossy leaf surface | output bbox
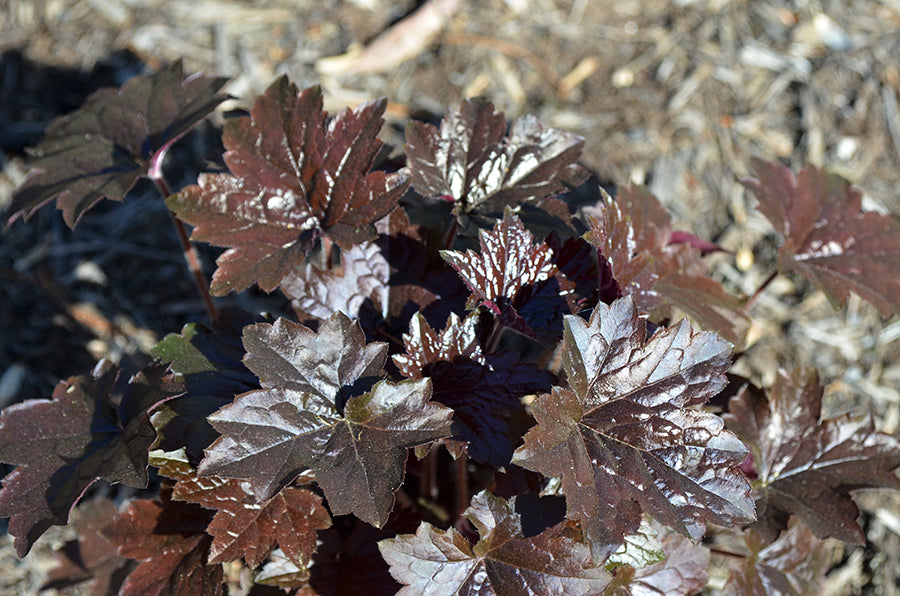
[742,159,900,315]
[7,61,227,227]
[584,186,748,346]
[441,209,573,341]
[405,98,588,214]
[513,298,754,560]
[379,490,610,595]
[0,361,181,556]
[168,78,407,294]
[198,312,453,526]
[724,367,900,543]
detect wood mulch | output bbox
[2,0,900,593]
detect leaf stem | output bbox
[742,269,778,313]
[151,175,219,321]
[455,455,468,517]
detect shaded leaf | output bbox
[724,367,900,543]
[43,499,132,595]
[379,490,610,595]
[441,209,573,341]
[406,98,588,214]
[741,159,900,315]
[168,78,407,294]
[151,312,262,463]
[199,312,453,526]
[393,312,554,464]
[0,361,182,556]
[725,520,833,596]
[584,186,748,346]
[282,240,390,321]
[102,499,222,596]
[6,61,227,227]
[513,298,754,561]
[173,472,331,567]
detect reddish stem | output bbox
[742,269,778,314]
[455,456,468,517]
[150,175,219,322]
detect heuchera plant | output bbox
[3,61,900,595]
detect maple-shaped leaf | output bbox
[167,78,408,295]
[512,298,754,561]
[173,473,331,568]
[584,186,748,347]
[405,98,588,214]
[0,361,182,557]
[741,159,900,315]
[282,240,390,321]
[726,520,833,596]
[43,499,132,595]
[441,209,574,341]
[102,499,222,596]
[724,367,900,543]
[6,61,228,227]
[379,490,610,595]
[198,312,453,527]
[151,312,261,463]
[393,312,553,465]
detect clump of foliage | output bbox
[3,61,900,595]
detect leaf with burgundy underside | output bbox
[198,312,453,527]
[167,78,408,294]
[282,240,390,321]
[0,361,182,557]
[441,209,573,341]
[405,98,588,214]
[584,186,748,346]
[7,61,228,228]
[380,490,610,595]
[512,298,754,561]
[724,367,900,544]
[102,499,222,596]
[741,159,900,315]
[173,473,331,567]
[151,312,261,463]
[393,312,553,465]
[726,520,832,596]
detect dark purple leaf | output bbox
[167,78,407,295]
[151,312,261,463]
[6,61,228,227]
[441,209,573,341]
[102,499,222,596]
[513,298,754,561]
[405,98,588,213]
[380,490,610,595]
[0,361,182,556]
[741,159,900,315]
[584,186,748,346]
[724,367,900,543]
[393,312,554,465]
[198,312,452,527]
[726,520,832,596]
